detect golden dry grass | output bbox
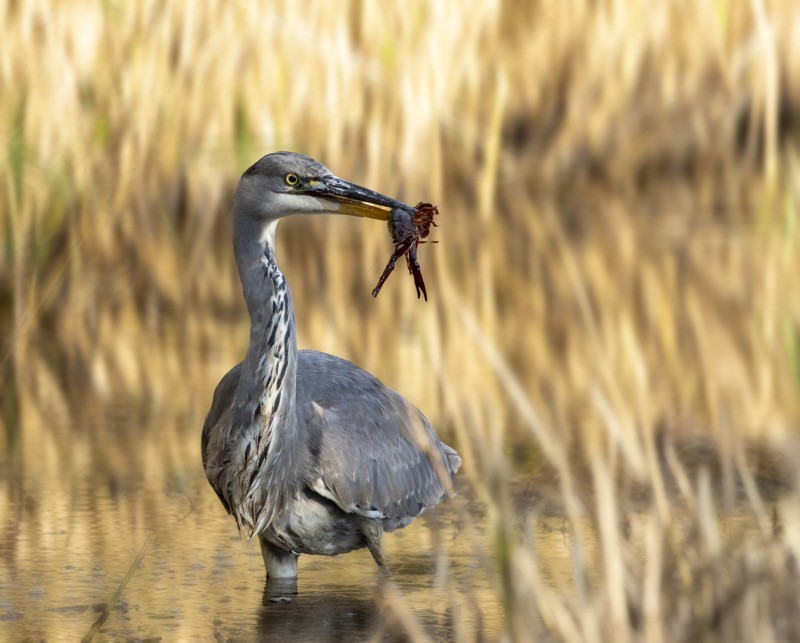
[2,0,800,640]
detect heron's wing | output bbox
[296,350,461,530]
[201,362,243,513]
[202,362,242,467]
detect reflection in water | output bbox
[0,405,503,641]
[2,400,785,640]
[257,583,377,640]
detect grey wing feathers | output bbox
[202,350,461,530]
[201,362,243,516]
[296,350,461,530]
[201,363,242,470]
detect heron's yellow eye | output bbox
[284,173,299,187]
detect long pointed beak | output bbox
[303,176,413,220]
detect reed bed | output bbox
[2,0,800,640]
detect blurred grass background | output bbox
[3,0,800,640]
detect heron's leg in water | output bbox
[259,536,299,579]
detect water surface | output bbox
[0,405,511,641]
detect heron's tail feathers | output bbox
[443,444,462,476]
[360,518,385,567]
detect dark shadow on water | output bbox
[263,577,298,604]
[251,571,458,641]
[256,580,381,642]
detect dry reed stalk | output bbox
[3,1,800,640]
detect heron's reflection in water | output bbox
[257,580,380,641]
[256,576,454,642]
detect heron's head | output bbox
[234,151,411,222]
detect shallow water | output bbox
[0,405,512,641]
[2,399,786,640]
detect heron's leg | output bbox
[259,536,299,579]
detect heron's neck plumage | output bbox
[230,219,310,536]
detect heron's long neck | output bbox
[231,219,309,534]
[236,221,296,397]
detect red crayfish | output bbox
[371,202,438,301]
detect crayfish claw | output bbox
[414,272,427,301]
[372,203,438,301]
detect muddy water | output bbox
[0,405,521,641]
[4,402,779,640]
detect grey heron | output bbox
[201,152,461,581]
